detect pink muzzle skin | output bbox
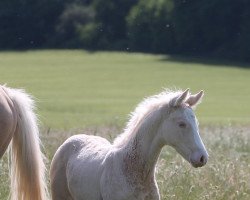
[190,151,208,168]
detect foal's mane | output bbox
[113,89,185,147]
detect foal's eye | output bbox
[178,122,187,128]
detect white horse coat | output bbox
[50,89,208,200]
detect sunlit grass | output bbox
[0,50,249,129]
[0,50,249,199]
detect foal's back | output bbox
[50,134,111,200]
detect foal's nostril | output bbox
[190,152,207,167]
[200,155,204,163]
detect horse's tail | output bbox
[5,87,48,200]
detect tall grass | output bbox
[1,126,249,199]
[0,156,9,198]
[157,126,250,200]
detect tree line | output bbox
[0,0,250,61]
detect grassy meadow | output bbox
[0,50,250,128]
[0,50,250,199]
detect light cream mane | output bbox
[113,90,185,147]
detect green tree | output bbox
[0,0,64,49]
[56,3,96,48]
[127,0,175,53]
[92,0,138,49]
[172,0,244,55]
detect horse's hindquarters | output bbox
[51,134,111,200]
[0,87,17,158]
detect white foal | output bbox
[50,89,208,200]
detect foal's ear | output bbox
[173,88,190,107]
[186,90,204,107]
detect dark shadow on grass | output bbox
[158,54,250,69]
[1,48,250,69]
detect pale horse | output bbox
[50,89,208,200]
[0,85,48,200]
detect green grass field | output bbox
[0,50,249,199]
[0,50,250,129]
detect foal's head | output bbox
[159,89,208,168]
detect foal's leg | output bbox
[50,154,73,200]
[50,164,73,200]
[145,178,160,200]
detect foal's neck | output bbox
[122,118,164,183]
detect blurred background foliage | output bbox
[1,0,250,61]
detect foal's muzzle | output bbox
[190,151,208,168]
